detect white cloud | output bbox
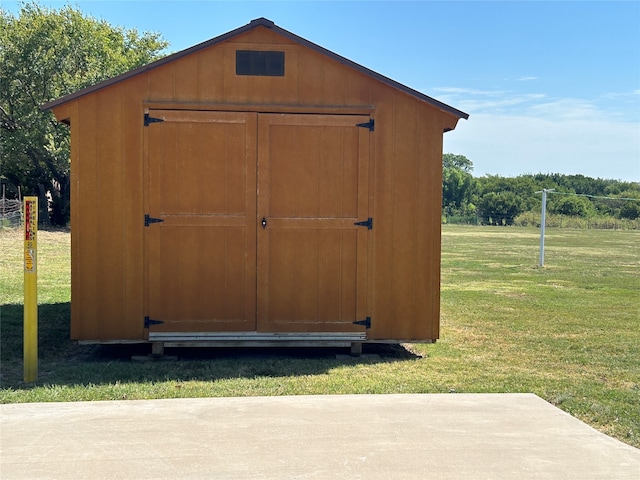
[432,87,505,96]
[433,87,547,115]
[440,89,640,181]
[527,98,602,121]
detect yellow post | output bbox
[23,196,38,383]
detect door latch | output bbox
[261,217,267,229]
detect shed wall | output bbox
[55,26,457,342]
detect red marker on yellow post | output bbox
[23,196,38,383]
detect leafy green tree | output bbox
[548,195,595,217]
[477,191,524,225]
[442,153,477,217]
[477,175,540,215]
[616,191,640,220]
[443,153,473,173]
[0,2,168,224]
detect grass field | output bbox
[1,225,638,448]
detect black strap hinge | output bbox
[356,119,374,131]
[144,316,164,328]
[353,317,371,329]
[144,214,164,227]
[144,113,165,126]
[354,218,373,230]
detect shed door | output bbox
[145,111,257,332]
[145,111,370,334]
[256,114,371,332]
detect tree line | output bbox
[442,153,640,227]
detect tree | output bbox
[616,191,640,220]
[442,153,477,217]
[548,195,595,218]
[477,191,524,226]
[443,153,473,174]
[0,2,168,224]
[477,175,541,213]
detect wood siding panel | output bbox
[345,69,372,106]
[148,63,174,101]
[322,59,347,105]
[96,85,126,339]
[173,54,199,102]
[390,93,419,339]
[414,106,433,340]
[73,94,99,339]
[368,86,444,341]
[296,50,324,104]
[369,82,395,339]
[198,46,225,102]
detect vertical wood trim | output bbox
[356,124,371,323]
[66,100,79,339]
[142,96,151,338]
[369,83,394,339]
[431,115,447,340]
[415,105,429,339]
[123,74,148,339]
[366,111,376,334]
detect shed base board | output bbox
[75,337,436,346]
[148,331,366,348]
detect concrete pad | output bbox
[1,394,639,479]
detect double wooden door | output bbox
[145,110,370,334]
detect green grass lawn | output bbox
[1,225,638,448]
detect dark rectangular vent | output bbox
[236,50,285,76]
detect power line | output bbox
[548,191,640,202]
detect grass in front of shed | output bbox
[0,226,638,448]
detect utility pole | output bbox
[535,189,554,267]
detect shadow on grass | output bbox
[0,303,421,390]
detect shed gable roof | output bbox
[42,17,468,120]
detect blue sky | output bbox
[4,1,640,181]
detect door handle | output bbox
[261,217,267,229]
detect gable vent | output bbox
[236,50,285,76]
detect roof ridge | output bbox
[249,17,275,27]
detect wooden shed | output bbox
[43,18,468,351]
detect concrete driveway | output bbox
[2,393,639,479]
